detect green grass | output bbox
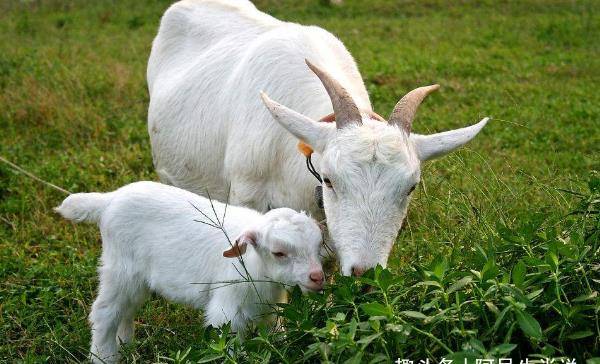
[0,0,598,362]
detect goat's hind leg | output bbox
[116,285,148,346]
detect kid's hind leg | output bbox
[88,267,133,364]
[116,285,149,346]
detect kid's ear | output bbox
[222,231,257,258]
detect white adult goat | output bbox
[55,181,324,364]
[147,0,489,276]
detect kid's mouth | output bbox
[301,283,323,292]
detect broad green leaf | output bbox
[546,252,559,270]
[358,277,377,286]
[431,257,448,281]
[482,259,499,282]
[573,291,598,302]
[343,352,364,364]
[197,354,224,363]
[334,285,353,302]
[474,243,488,260]
[515,310,542,340]
[567,330,594,340]
[496,222,521,244]
[501,284,532,305]
[332,312,347,322]
[356,332,382,345]
[385,323,404,332]
[281,306,302,321]
[527,288,545,300]
[325,321,338,337]
[400,310,428,320]
[492,306,512,333]
[447,276,473,294]
[485,301,500,315]
[420,297,441,311]
[368,317,380,331]
[523,256,545,267]
[360,302,392,318]
[377,268,395,291]
[470,269,482,280]
[348,318,358,339]
[491,343,517,355]
[469,338,486,354]
[503,295,526,310]
[209,342,225,352]
[512,260,526,288]
[414,280,443,288]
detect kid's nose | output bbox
[309,270,324,287]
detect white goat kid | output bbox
[55,181,324,364]
[148,0,489,276]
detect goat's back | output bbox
[147,0,370,211]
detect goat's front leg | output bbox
[204,291,254,335]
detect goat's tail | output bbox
[54,192,113,224]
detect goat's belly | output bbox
[149,279,210,310]
[149,100,230,199]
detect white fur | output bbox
[56,181,323,363]
[147,0,488,275]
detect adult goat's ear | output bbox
[411,117,489,161]
[223,231,257,258]
[260,91,333,153]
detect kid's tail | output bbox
[54,192,113,224]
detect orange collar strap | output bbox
[297,111,386,157]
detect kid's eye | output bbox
[322,177,332,189]
[272,252,287,258]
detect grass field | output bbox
[0,0,598,362]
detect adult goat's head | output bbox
[260,60,488,276]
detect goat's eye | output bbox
[322,177,332,189]
[408,183,418,194]
[272,252,287,258]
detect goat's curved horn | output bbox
[389,84,440,134]
[305,59,361,129]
